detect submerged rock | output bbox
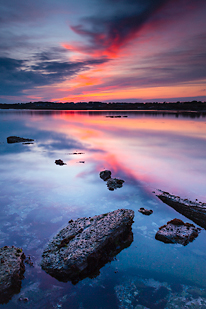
[155,218,201,246]
[55,159,66,166]
[138,208,153,216]
[0,246,25,304]
[115,276,206,309]
[157,191,206,229]
[99,170,111,181]
[7,136,34,144]
[41,209,134,284]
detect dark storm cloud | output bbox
[70,0,206,59]
[70,0,169,55]
[0,55,107,96]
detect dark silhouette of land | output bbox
[0,100,206,111]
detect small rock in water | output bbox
[107,178,124,191]
[0,246,26,304]
[99,170,111,181]
[7,136,34,144]
[100,170,124,190]
[55,159,66,166]
[138,208,153,216]
[41,209,134,284]
[155,218,201,246]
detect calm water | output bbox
[1,110,206,308]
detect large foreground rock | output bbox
[157,191,206,229]
[7,136,34,144]
[41,209,134,284]
[155,218,201,246]
[0,246,25,304]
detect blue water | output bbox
[1,110,206,308]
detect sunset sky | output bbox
[1,0,206,103]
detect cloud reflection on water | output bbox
[1,110,204,201]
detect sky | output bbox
[0,0,206,103]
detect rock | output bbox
[157,191,206,229]
[107,178,124,191]
[0,246,25,304]
[155,218,201,246]
[41,209,134,284]
[7,136,34,144]
[55,159,66,166]
[100,170,124,190]
[99,170,111,181]
[138,208,153,216]
[68,152,85,155]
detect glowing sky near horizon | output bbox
[0,0,206,103]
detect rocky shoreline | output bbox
[157,190,206,229]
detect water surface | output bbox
[1,110,206,308]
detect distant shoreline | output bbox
[0,101,206,112]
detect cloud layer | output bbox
[0,0,206,102]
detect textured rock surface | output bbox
[7,136,34,144]
[41,209,134,284]
[157,191,206,229]
[55,159,66,166]
[138,208,153,216]
[0,246,25,304]
[99,170,111,181]
[155,218,201,246]
[106,178,124,191]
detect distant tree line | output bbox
[0,100,206,111]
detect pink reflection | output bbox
[27,111,206,201]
